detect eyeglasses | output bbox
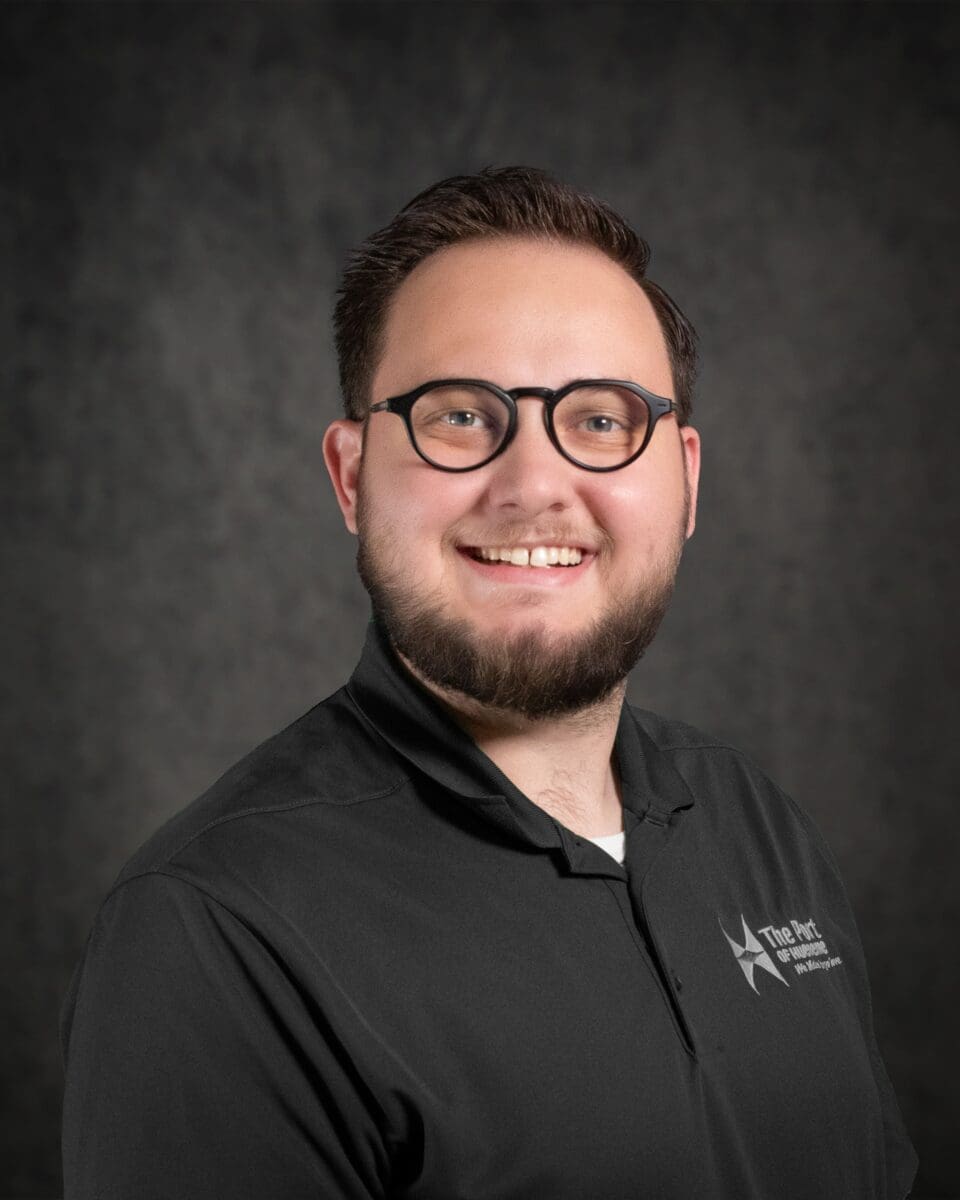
[367,379,679,473]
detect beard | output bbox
[355,486,689,721]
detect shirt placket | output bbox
[557,810,698,1057]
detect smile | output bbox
[469,545,584,568]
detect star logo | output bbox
[719,914,790,994]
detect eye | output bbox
[581,414,625,434]
[441,409,488,428]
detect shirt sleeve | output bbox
[61,871,390,1199]
[846,930,919,1200]
[782,792,919,1199]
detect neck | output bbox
[397,650,627,838]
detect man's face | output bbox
[324,237,700,717]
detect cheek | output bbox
[587,477,649,540]
[408,473,480,528]
[361,451,481,543]
[592,462,687,550]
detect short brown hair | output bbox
[333,166,698,423]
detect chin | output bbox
[459,602,581,633]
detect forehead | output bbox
[372,236,673,398]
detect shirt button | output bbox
[674,976,683,992]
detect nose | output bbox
[482,398,575,516]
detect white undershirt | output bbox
[586,830,626,864]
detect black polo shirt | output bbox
[61,620,917,1199]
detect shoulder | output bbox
[627,704,836,868]
[114,685,410,891]
[629,704,784,789]
[628,704,771,783]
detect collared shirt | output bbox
[61,620,917,1199]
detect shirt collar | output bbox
[345,619,694,860]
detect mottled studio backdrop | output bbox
[3,3,959,1196]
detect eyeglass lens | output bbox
[409,384,652,469]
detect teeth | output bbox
[475,546,583,567]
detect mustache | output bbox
[450,525,613,552]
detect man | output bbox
[61,167,917,1198]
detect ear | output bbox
[680,424,701,539]
[322,419,364,535]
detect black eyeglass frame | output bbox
[367,379,680,473]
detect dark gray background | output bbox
[3,2,958,1196]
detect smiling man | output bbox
[61,168,917,1199]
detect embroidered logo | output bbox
[719,915,790,992]
[720,913,843,992]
